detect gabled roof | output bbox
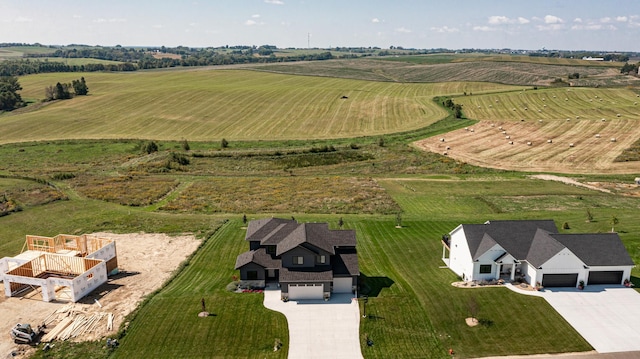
[333,248,359,276]
[245,218,298,245]
[234,248,281,270]
[462,220,558,260]
[458,220,635,268]
[552,233,635,266]
[276,223,336,256]
[526,229,567,268]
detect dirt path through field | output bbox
[0,232,200,358]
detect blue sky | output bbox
[1,0,639,51]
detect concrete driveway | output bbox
[263,289,363,359]
[509,284,640,353]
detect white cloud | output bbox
[473,26,496,32]
[573,18,583,23]
[517,17,530,24]
[252,14,261,18]
[600,17,611,23]
[264,0,284,4]
[245,19,257,26]
[537,24,564,31]
[371,18,380,23]
[152,24,163,29]
[544,15,563,24]
[395,27,412,33]
[93,18,126,23]
[488,15,510,25]
[14,16,33,23]
[616,16,627,22]
[430,25,459,33]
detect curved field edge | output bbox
[0,70,519,144]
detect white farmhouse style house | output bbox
[442,220,634,287]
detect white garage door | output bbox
[333,277,353,293]
[288,284,323,300]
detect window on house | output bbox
[266,246,276,255]
[317,255,326,264]
[479,264,492,274]
[247,270,258,280]
[293,256,304,265]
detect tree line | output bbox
[44,77,88,101]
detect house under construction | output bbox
[0,234,118,302]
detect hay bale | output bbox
[576,115,580,119]
[464,127,469,131]
[491,124,495,127]
[446,146,451,150]
[527,142,532,146]
[547,139,553,143]
[470,128,474,132]
[505,135,510,139]
[611,138,617,142]
[601,118,606,122]
[538,119,543,123]
[440,138,445,142]
[508,141,514,145]
[595,134,601,138]
[498,126,503,130]
[566,118,571,121]
[569,143,575,147]
[443,151,448,156]
[617,114,621,117]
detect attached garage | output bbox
[288,283,323,300]
[588,271,623,285]
[333,277,353,293]
[543,273,578,287]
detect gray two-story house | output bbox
[235,218,358,300]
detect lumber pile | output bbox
[41,305,115,342]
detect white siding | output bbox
[472,244,506,281]
[448,226,474,280]
[538,248,586,283]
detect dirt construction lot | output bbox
[0,232,200,357]
[415,119,640,174]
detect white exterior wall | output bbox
[538,248,587,283]
[524,263,538,285]
[448,226,474,280]
[0,257,29,282]
[471,244,505,281]
[71,261,107,302]
[87,241,116,262]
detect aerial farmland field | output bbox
[1,70,522,144]
[2,56,640,359]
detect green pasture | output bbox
[0,45,56,59]
[456,87,640,122]
[0,70,523,144]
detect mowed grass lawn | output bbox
[2,70,520,144]
[112,220,289,359]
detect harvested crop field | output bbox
[414,119,640,174]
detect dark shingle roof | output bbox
[246,218,298,245]
[462,220,558,260]
[276,223,336,256]
[279,266,333,282]
[333,248,359,276]
[552,233,635,266]
[459,220,635,268]
[234,248,281,269]
[526,229,566,267]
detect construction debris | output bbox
[40,305,114,342]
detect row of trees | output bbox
[443,98,464,118]
[0,76,23,111]
[44,77,88,101]
[620,62,639,75]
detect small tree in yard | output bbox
[338,217,344,229]
[221,138,229,148]
[586,208,593,222]
[181,139,190,151]
[143,141,158,154]
[610,216,619,232]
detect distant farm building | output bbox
[582,56,604,61]
[0,234,118,302]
